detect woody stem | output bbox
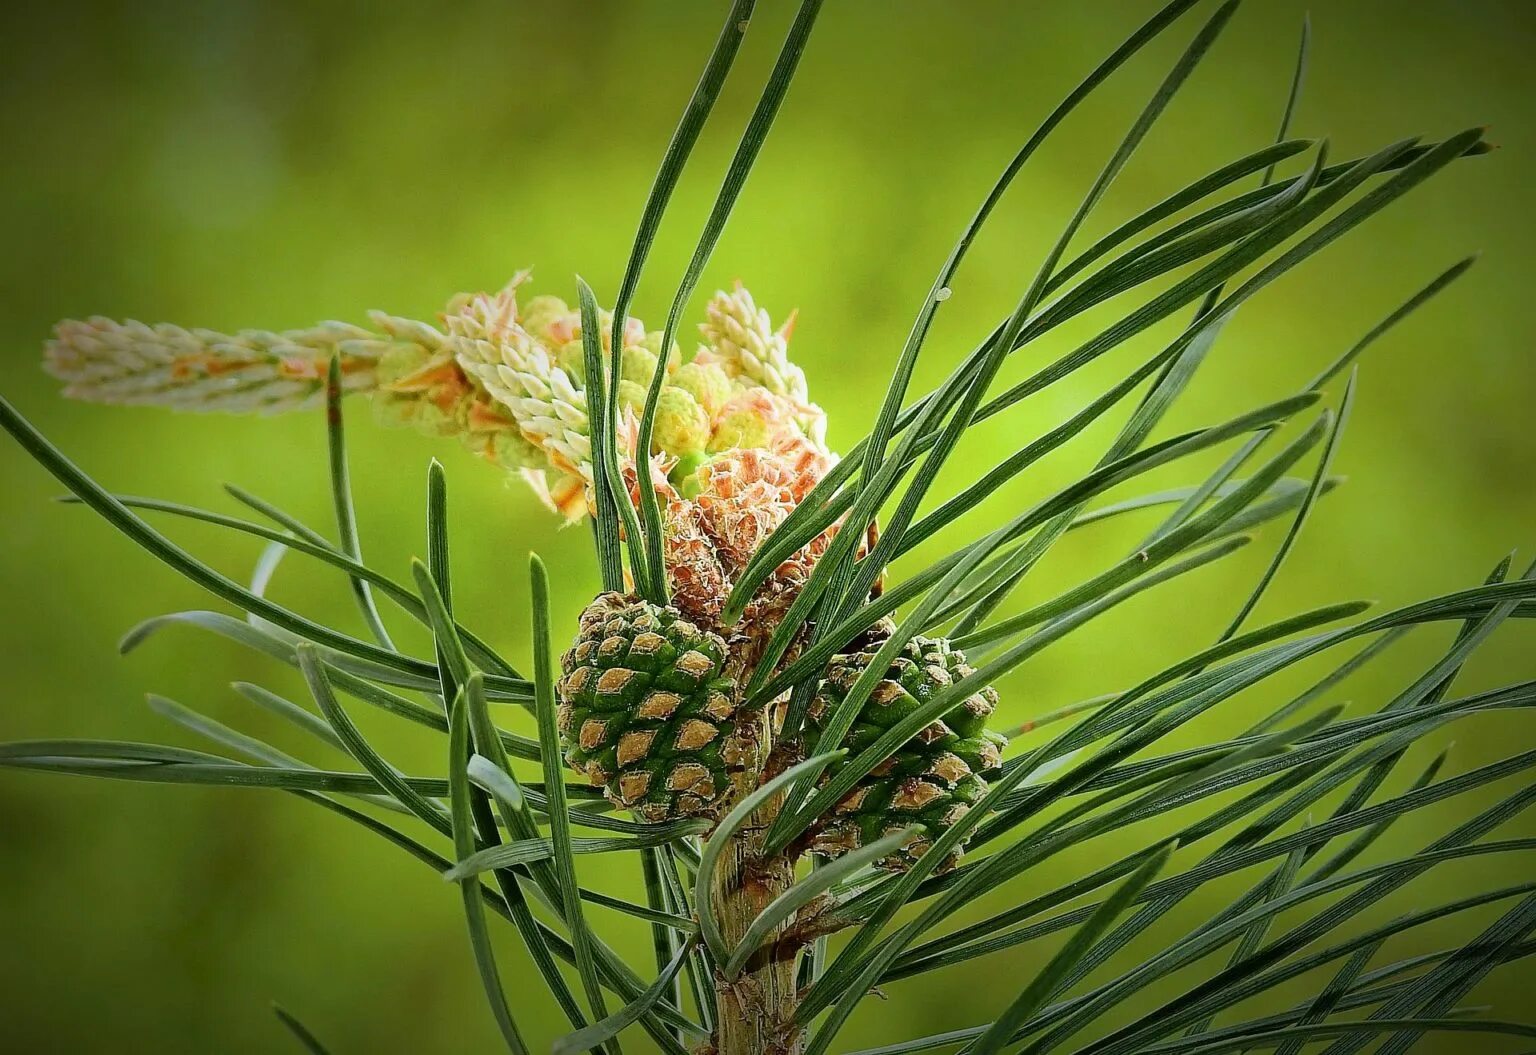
[709,702,803,1055]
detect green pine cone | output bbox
[557,593,740,822]
[805,634,1006,872]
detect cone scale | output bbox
[805,635,1007,872]
[556,593,742,822]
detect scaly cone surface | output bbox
[556,593,745,822]
[641,442,842,637]
[804,634,1008,872]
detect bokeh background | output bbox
[2,1,1533,1052]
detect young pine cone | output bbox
[804,635,1007,873]
[557,593,744,822]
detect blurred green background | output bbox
[2,1,1533,1051]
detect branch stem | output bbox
[711,655,805,1055]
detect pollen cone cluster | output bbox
[802,634,1007,872]
[43,316,385,415]
[43,309,542,470]
[367,314,545,471]
[43,274,828,525]
[448,276,830,519]
[557,593,745,822]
